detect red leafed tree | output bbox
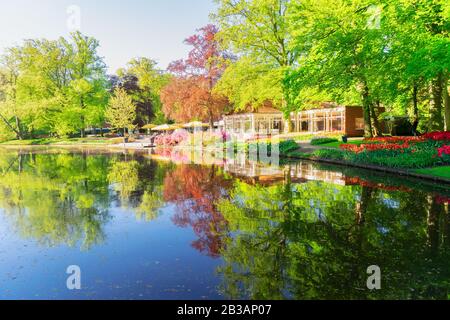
[161,24,231,128]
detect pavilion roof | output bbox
[226,105,283,116]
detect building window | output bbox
[314,119,325,132]
[301,121,309,132]
[244,120,252,132]
[355,118,364,130]
[273,118,282,131]
[331,119,343,131]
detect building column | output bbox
[251,114,255,134]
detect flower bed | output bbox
[423,131,450,141]
[438,145,450,163]
[341,141,411,153]
[319,132,450,169]
[363,136,426,144]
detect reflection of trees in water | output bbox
[216,175,450,300]
[0,151,176,249]
[108,160,140,204]
[163,164,233,258]
[0,152,111,249]
[107,155,173,221]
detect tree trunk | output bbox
[355,187,373,225]
[361,84,373,138]
[426,195,441,254]
[370,101,382,137]
[444,76,450,131]
[412,84,420,135]
[429,73,444,131]
[0,112,22,139]
[209,117,214,132]
[14,116,23,140]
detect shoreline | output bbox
[285,153,450,185]
[1,142,449,185]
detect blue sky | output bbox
[0,0,216,73]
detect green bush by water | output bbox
[310,137,339,146]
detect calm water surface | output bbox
[0,147,449,300]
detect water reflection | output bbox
[0,148,449,299]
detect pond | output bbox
[0,147,449,300]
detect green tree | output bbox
[286,0,390,137]
[67,32,109,137]
[285,0,450,136]
[0,47,24,140]
[105,87,137,141]
[116,57,170,127]
[0,32,109,139]
[213,0,296,130]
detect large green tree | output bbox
[0,32,109,139]
[105,87,137,141]
[213,0,296,130]
[285,0,450,136]
[115,57,170,127]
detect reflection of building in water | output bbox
[223,154,347,186]
[150,148,347,186]
[288,162,347,186]
[223,153,287,186]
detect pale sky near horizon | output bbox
[0,0,217,73]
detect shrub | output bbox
[278,140,299,155]
[315,144,440,169]
[154,130,189,146]
[312,148,345,160]
[347,149,440,169]
[311,137,339,146]
[171,129,189,144]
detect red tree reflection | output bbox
[163,165,232,257]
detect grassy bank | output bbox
[314,139,363,149]
[415,167,450,180]
[0,137,115,146]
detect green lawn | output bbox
[318,139,364,149]
[0,138,113,146]
[415,166,450,180]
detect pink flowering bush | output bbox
[215,130,231,143]
[154,135,164,145]
[154,130,189,147]
[171,129,189,144]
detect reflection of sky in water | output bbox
[0,205,223,300]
